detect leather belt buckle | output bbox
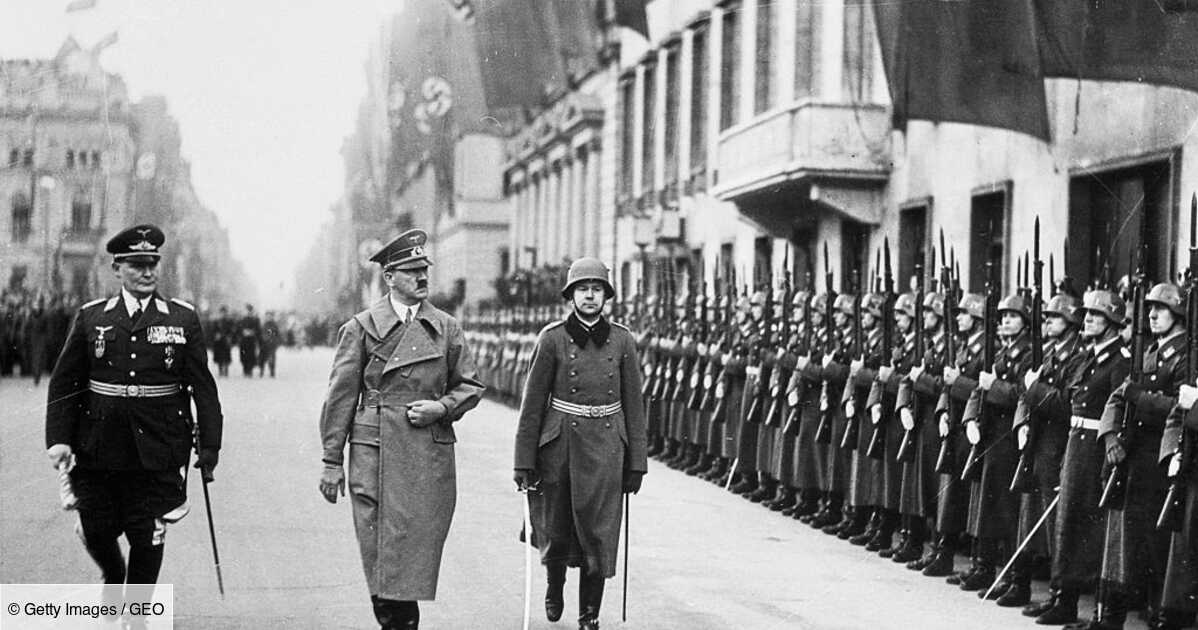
[124,384,143,397]
[365,390,382,407]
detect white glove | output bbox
[878,365,894,382]
[47,444,73,471]
[1180,384,1198,411]
[870,405,882,425]
[938,413,949,437]
[697,342,708,355]
[822,353,834,368]
[965,421,981,445]
[899,407,915,431]
[978,371,996,391]
[1016,424,1030,450]
[1023,368,1041,390]
[796,355,811,371]
[1169,452,1182,477]
[909,365,924,382]
[943,366,960,386]
[850,359,864,376]
[845,400,857,419]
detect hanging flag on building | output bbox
[1033,0,1198,93]
[65,0,97,12]
[596,0,649,38]
[872,0,1050,141]
[91,31,119,54]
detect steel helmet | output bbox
[923,292,946,318]
[862,293,885,318]
[810,293,828,312]
[750,290,767,306]
[894,293,916,317]
[1082,289,1126,326]
[997,294,1030,321]
[792,290,811,308]
[561,257,615,299]
[1044,294,1082,325]
[833,294,855,316]
[1145,283,1185,318]
[954,293,985,319]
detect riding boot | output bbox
[701,457,728,482]
[811,493,844,528]
[1035,588,1080,625]
[865,510,897,552]
[850,510,881,545]
[892,518,926,563]
[995,570,1032,607]
[578,571,605,630]
[545,562,566,622]
[685,452,713,476]
[838,507,870,540]
[748,475,776,503]
[769,486,798,512]
[789,489,820,519]
[823,506,854,535]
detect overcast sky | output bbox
[0,0,406,308]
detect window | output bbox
[11,192,32,243]
[754,0,775,114]
[719,3,740,131]
[66,150,75,169]
[753,235,772,287]
[664,45,680,191]
[498,246,511,276]
[841,219,870,294]
[640,61,657,198]
[795,0,819,98]
[689,21,710,182]
[22,149,33,167]
[7,149,17,168]
[843,1,876,102]
[719,242,734,289]
[1068,159,1173,288]
[899,203,929,289]
[969,189,1008,293]
[71,191,92,233]
[618,76,636,207]
[91,151,101,169]
[7,265,26,292]
[79,151,88,168]
[70,265,90,300]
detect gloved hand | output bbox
[850,359,864,376]
[822,353,834,369]
[194,448,219,482]
[1180,384,1198,411]
[870,405,882,425]
[943,366,961,386]
[1104,434,1126,467]
[47,443,73,470]
[908,365,925,383]
[319,464,345,503]
[1121,382,1144,406]
[1016,424,1030,450]
[899,407,915,431]
[796,355,811,371]
[878,366,894,382]
[937,412,950,438]
[978,371,996,391]
[407,400,448,427]
[965,420,981,445]
[1023,368,1041,390]
[623,470,644,495]
[513,468,540,493]
[845,400,857,419]
[1168,452,1182,477]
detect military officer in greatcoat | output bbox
[513,257,647,630]
[319,229,484,630]
[45,224,223,586]
[1074,283,1188,629]
[1028,289,1130,625]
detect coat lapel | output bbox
[365,296,400,341]
[132,294,168,332]
[383,303,444,374]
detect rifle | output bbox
[1011,218,1044,493]
[1100,245,1147,510]
[765,247,793,426]
[896,261,925,463]
[961,259,998,482]
[935,237,957,474]
[840,266,867,450]
[866,238,896,459]
[1159,194,1198,530]
[781,270,815,436]
[744,277,774,425]
[688,279,711,410]
[815,243,837,444]
[710,269,741,423]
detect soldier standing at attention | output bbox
[513,257,647,630]
[319,229,484,630]
[45,224,223,586]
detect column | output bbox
[820,0,845,100]
[739,0,757,125]
[776,0,797,106]
[678,29,693,182]
[708,7,723,183]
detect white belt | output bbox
[550,396,622,418]
[89,380,181,398]
[1070,415,1100,431]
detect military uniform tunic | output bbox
[867,332,918,511]
[843,326,884,508]
[897,331,948,519]
[934,329,985,535]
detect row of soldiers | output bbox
[464,223,1198,630]
[0,290,80,384]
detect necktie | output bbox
[132,301,143,322]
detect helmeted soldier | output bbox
[837,292,886,539]
[790,292,830,519]
[513,257,647,630]
[720,294,754,491]
[1028,289,1130,625]
[932,293,988,578]
[807,292,855,529]
[732,290,770,498]
[699,291,734,483]
[775,289,811,513]
[892,291,949,565]
[763,287,799,511]
[45,224,223,587]
[1071,283,1188,629]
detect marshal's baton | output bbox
[521,490,534,630]
[622,493,630,622]
[981,493,1060,601]
[200,476,225,598]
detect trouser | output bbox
[371,596,419,629]
[72,469,184,585]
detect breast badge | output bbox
[93,326,113,358]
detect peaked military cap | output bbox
[371,229,433,271]
[106,224,164,262]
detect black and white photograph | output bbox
[3,1,1198,628]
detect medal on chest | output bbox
[93,326,113,358]
[164,345,175,369]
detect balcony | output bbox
[712,100,892,202]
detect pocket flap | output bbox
[349,423,380,446]
[538,417,562,447]
[430,422,457,444]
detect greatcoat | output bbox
[320,297,483,600]
[514,316,648,578]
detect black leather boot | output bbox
[685,453,712,476]
[822,507,854,535]
[645,435,664,458]
[728,475,757,495]
[959,559,995,592]
[996,574,1032,607]
[850,511,881,545]
[1149,607,1193,630]
[1024,589,1061,618]
[891,531,924,564]
[908,533,939,571]
[768,487,797,512]
[865,511,896,552]
[789,491,820,519]
[1035,588,1079,625]
[811,494,843,528]
[880,529,907,559]
[1064,589,1126,630]
[838,508,869,540]
[578,572,605,630]
[546,563,566,622]
[748,476,776,503]
[699,457,726,481]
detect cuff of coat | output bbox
[322,455,343,467]
[437,397,459,422]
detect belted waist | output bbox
[550,396,622,418]
[88,380,181,398]
[1070,415,1100,431]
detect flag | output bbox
[872,0,1050,141]
[65,0,96,12]
[469,0,567,108]
[1034,0,1198,93]
[597,0,649,38]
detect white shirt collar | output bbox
[121,288,150,317]
[389,294,420,323]
[1092,335,1119,356]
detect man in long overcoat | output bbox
[513,257,647,630]
[319,229,483,630]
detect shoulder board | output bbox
[81,297,106,309]
[538,321,566,335]
[1120,347,1131,359]
[1010,347,1022,359]
[610,321,632,332]
[1162,345,1177,360]
[170,297,195,310]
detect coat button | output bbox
[571,387,578,393]
[571,370,578,376]
[131,336,137,342]
[605,422,611,428]
[572,421,578,427]
[129,371,136,377]
[130,353,137,359]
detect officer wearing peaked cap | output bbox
[320,228,484,630]
[45,224,224,587]
[513,257,647,630]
